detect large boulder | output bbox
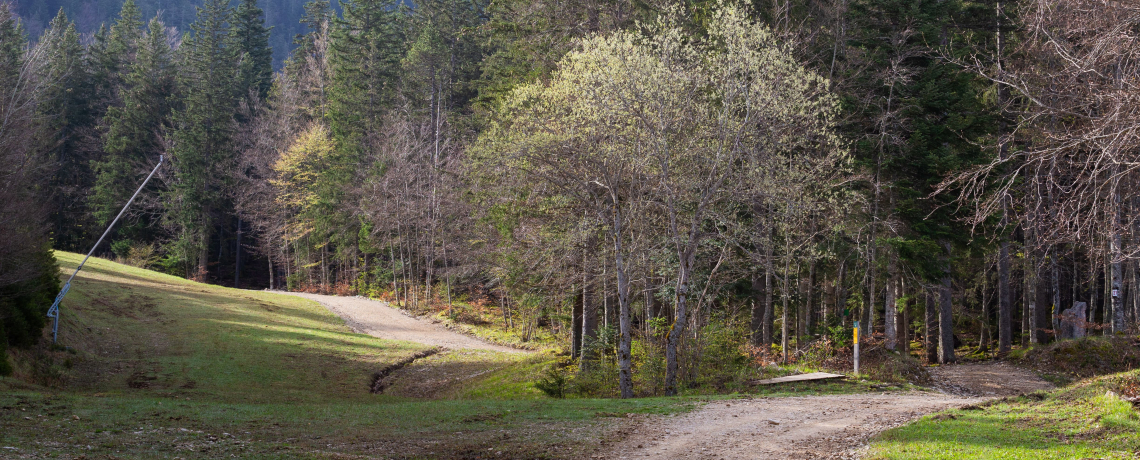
[1057,301,1087,340]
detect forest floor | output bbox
[596,363,1054,459]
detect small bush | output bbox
[111,240,132,260]
[534,361,572,398]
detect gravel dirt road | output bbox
[275,291,523,353]
[598,363,1053,460]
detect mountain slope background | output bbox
[15,0,310,67]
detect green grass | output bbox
[0,252,700,458]
[21,251,434,404]
[867,370,1140,460]
[0,390,699,458]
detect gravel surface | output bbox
[274,291,524,353]
[597,392,983,460]
[598,363,1053,460]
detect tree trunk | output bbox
[267,250,274,290]
[998,239,1012,354]
[1112,233,1124,334]
[235,218,242,288]
[581,247,599,370]
[1051,248,1060,341]
[885,253,898,351]
[750,271,764,346]
[665,245,695,396]
[837,258,848,328]
[899,280,909,353]
[1089,252,1099,325]
[763,224,775,346]
[925,288,938,363]
[780,234,793,364]
[863,231,877,348]
[610,207,633,399]
[996,0,1013,357]
[572,290,583,359]
[803,259,815,338]
[1111,177,1124,333]
[939,243,956,364]
[1036,255,1052,344]
[1026,225,1038,344]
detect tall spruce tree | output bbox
[167,0,239,279]
[847,0,993,361]
[0,3,60,376]
[328,0,404,144]
[92,17,176,238]
[233,0,273,103]
[35,9,94,251]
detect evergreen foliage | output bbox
[0,4,60,375]
[91,17,175,236]
[233,0,273,103]
[166,0,239,278]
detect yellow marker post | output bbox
[853,321,860,376]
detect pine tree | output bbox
[89,0,144,106]
[846,0,994,361]
[0,3,60,376]
[92,17,176,235]
[328,0,404,143]
[35,9,94,251]
[166,0,240,279]
[233,0,274,103]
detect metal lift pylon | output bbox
[46,155,165,344]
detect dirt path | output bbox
[275,291,523,353]
[928,362,1053,396]
[598,363,1053,460]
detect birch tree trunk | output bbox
[1111,178,1124,334]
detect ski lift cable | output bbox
[46,155,165,344]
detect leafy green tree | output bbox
[481,3,843,397]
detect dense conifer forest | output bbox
[2,0,1139,397]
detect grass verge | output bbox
[867,370,1140,460]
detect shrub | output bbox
[534,361,572,398]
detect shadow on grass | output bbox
[51,270,438,404]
